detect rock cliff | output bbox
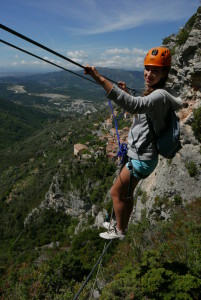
[133,6,201,223]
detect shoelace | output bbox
[107,226,125,236]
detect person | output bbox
[84,47,182,240]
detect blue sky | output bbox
[0,0,200,74]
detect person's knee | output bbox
[110,185,117,200]
[110,185,127,202]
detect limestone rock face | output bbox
[24,171,91,226]
[132,7,201,222]
[165,7,201,105]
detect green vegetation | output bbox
[0,97,54,150]
[60,155,116,205]
[177,28,190,46]
[0,227,111,300]
[0,100,118,298]
[185,161,198,177]
[137,189,148,205]
[100,199,201,300]
[192,107,201,142]
[174,194,183,206]
[153,194,170,210]
[1,196,200,299]
[162,34,175,45]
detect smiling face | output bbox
[144,65,167,88]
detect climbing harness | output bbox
[127,157,150,180]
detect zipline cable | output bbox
[89,242,107,300]
[1,24,84,69]
[0,39,98,85]
[73,240,112,300]
[10,227,25,248]
[0,24,141,94]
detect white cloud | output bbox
[21,60,27,65]
[105,48,147,55]
[94,54,144,70]
[91,47,147,69]
[1,44,146,71]
[67,50,88,58]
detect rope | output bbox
[73,240,112,300]
[0,23,140,94]
[108,100,128,164]
[89,242,107,300]
[1,24,84,69]
[0,39,98,85]
[10,227,25,248]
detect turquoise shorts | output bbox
[126,158,158,180]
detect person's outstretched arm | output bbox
[84,65,113,93]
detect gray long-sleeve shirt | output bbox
[107,85,183,160]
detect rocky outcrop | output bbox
[24,171,91,227]
[132,7,201,222]
[165,7,201,104]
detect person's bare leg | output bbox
[110,166,140,232]
[125,176,140,227]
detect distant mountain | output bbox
[0,67,144,116]
[0,67,144,96]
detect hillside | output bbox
[0,7,201,300]
[0,67,144,101]
[0,68,144,118]
[0,67,144,89]
[0,97,56,150]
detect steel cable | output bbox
[1,24,141,93]
[0,39,98,85]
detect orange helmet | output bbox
[144,47,171,67]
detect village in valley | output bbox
[74,110,132,163]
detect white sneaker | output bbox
[99,227,125,240]
[102,221,128,232]
[102,221,116,230]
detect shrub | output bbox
[141,191,148,204]
[185,161,198,177]
[153,195,170,209]
[174,194,183,206]
[177,28,189,45]
[191,107,201,142]
[162,34,175,45]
